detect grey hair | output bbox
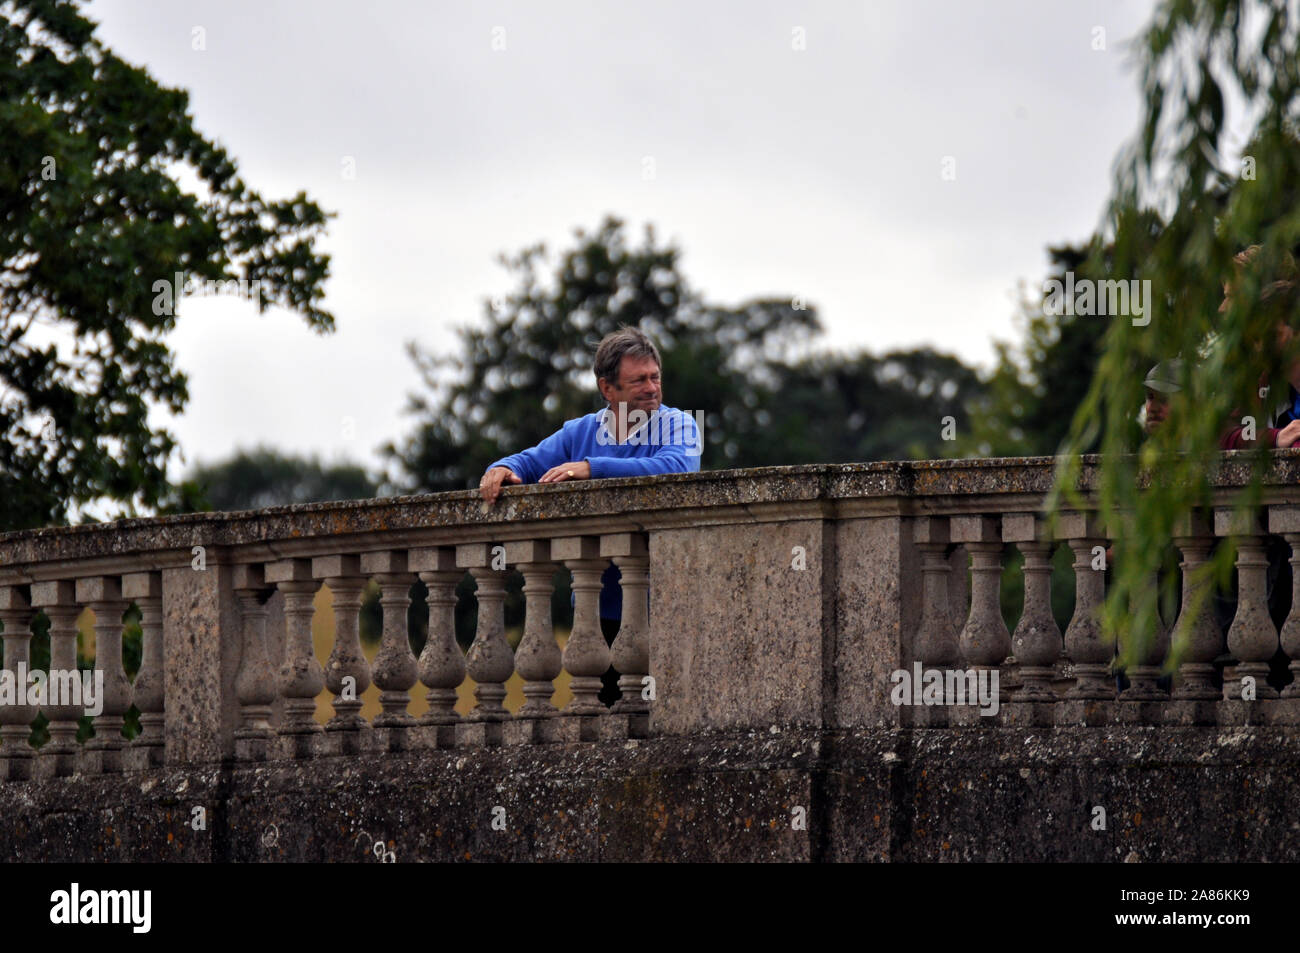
[593,326,662,386]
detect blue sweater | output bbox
[487,405,702,483]
[486,405,702,617]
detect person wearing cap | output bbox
[1139,359,1182,435]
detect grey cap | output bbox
[1144,359,1184,394]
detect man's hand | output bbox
[1278,420,1300,449]
[539,460,591,484]
[479,466,521,503]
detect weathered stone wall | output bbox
[5,726,1297,862]
[8,457,1300,862]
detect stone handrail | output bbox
[2,453,1300,782]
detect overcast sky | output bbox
[82,0,1158,498]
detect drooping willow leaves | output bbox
[1049,0,1300,670]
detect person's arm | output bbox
[1218,422,1300,448]
[1220,423,1279,449]
[486,425,572,484]
[585,411,702,478]
[586,448,702,479]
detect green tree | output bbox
[0,0,333,532]
[1051,0,1300,668]
[164,445,379,513]
[962,237,1167,458]
[760,348,986,464]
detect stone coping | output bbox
[4,452,1300,573]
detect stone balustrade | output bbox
[3,453,1300,784]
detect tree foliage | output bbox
[163,445,378,514]
[1051,0,1300,667]
[767,348,985,464]
[0,0,332,531]
[962,244,1115,458]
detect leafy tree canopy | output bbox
[163,445,379,514]
[768,348,985,465]
[0,0,333,531]
[962,239,1153,458]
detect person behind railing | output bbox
[1217,246,1300,450]
[1111,361,1186,692]
[1209,247,1297,691]
[1137,359,1181,436]
[478,325,703,704]
[1124,336,1293,695]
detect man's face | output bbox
[600,354,662,416]
[1144,388,1168,427]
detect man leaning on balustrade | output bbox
[478,325,703,703]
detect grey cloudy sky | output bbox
[84,0,1158,496]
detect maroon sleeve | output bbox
[1220,425,1280,449]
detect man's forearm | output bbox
[487,427,573,484]
[586,451,701,479]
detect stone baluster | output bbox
[122,572,165,769]
[1269,508,1300,718]
[30,581,81,778]
[267,559,324,760]
[1003,515,1061,725]
[606,533,650,738]
[1058,513,1113,725]
[364,551,418,752]
[1280,533,1300,711]
[76,576,130,774]
[315,555,371,754]
[909,518,958,727]
[1168,513,1223,724]
[504,540,561,745]
[554,536,609,741]
[411,547,465,749]
[913,518,959,666]
[1119,567,1171,712]
[1217,509,1279,715]
[232,565,276,762]
[951,517,1010,724]
[457,543,513,746]
[0,587,36,781]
